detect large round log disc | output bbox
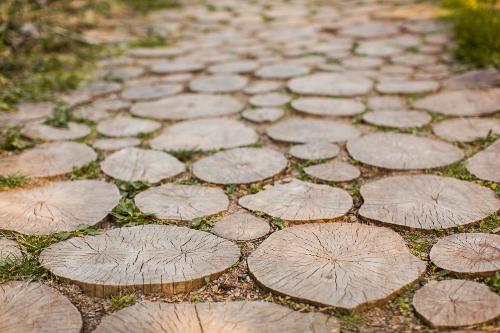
[189,75,248,93]
[97,116,161,137]
[289,141,340,160]
[93,301,340,333]
[248,223,426,310]
[466,140,500,182]
[40,225,239,297]
[266,118,361,143]
[413,89,500,116]
[131,94,243,120]
[362,110,431,128]
[291,97,365,116]
[135,184,228,221]
[304,160,361,182]
[150,118,258,151]
[239,179,352,222]
[430,233,500,275]
[101,147,184,183]
[287,73,373,97]
[121,83,182,101]
[412,280,500,328]
[241,108,284,123]
[347,133,464,170]
[433,118,500,142]
[0,180,120,235]
[0,239,21,262]
[359,175,499,230]
[92,137,140,151]
[21,122,90,141]
[0,142,96,178]
[0,281,82,333]
[192,148,287,185]
[212,211,270,241]
[376,80,439,94]
[255,63,309,79]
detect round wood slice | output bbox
[391,54,437,67]
[0,142,97,178]
[92,137,140,151]
[443,69,500,90]
[21,122,90,141]
[189,75,248,93]
[340,21,400,38]
[466,140,500,182]
[241,108,284,123]
[40,225,240,298]
[289,141,340,160]
[413,89,500,116]
[131,94,243,120]
[291,97,365,116]
[362,110,431,128]
[0,239,21,262]
[0,281,82,333]
[304,160,361,182]
[357,40,403,57]
[93,301,340,333]
[128,47,187,58]
[212,211,270,241]
[193,148,287,185]
[86,81,122,98]
[244,80,283,94]
[239,179,352,222]
[97,116,161,138]
[150,118,258,151]
[412,280,500,328]
[92,97,130,112]
[135,184,228,221]
[255,63,309,79]
[430,233,500,275]
[0,102,53,127]
[367,96,406,110]
[248,223,426,310]
[433,118,500,143]
[101,147,184,183]
[150,61,204,74]
[208,60,259,74]
[266,118,361,144]
[359,175,499,230]
[0,180,120,235]
[249,93,291,107]
[376,80,439,94]
[104,66,144,80]
[343,56,384,69]
[347,133,464,170]
[288,73,373,97]
[121,83,183,101]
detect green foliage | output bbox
[119,0,179,13]
[337,312,365,329]
[69,161,101,180]
[270,218,285,230]
[44,102,72,128]
[129,27,168,48]
[116,180,152,198]
[112,198,154,226]
[109,292,136,310]
[439,161,474,181]
[486,271,500,293]
[478,214,500,232]
[290,159,325,180]
[167,149,202,162]
[0,174,28,189]
[404,231,434,260]
[0,255,49,283]
[0,127,32,151]
[224,184,238,196]
[189,216,218,232]
[249,183,262,194]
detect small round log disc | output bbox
[413,89,500,116]
[363,110,431,128]
[249,93,291,107]
[208,60,259,74]
[0,239,21,262]
[0,180,120,235]
[0,102,53,127]
[359,175,500,229]
[357,40,403,57]
[192,148,287,185]
[0,142,97,178]
[244,80,283,94]
[340,21,400,38]
[121,83,183,101]
[255,63,309,79]
[150,118,258,151]
[248,223,426,310]
[0,281,82,333]
[241,108,284,123]
[430,233,500,275]
[86,81,122,98]
[21,122,90,141]
[291,97,365,116]
[289,141,340,160]
[189,75,248,93]
[212,212,270,241]
[466,140,500,182]
[239,179,352,222]
[412,280,500,328]
[150,61,204,74]
[376,80,439,94]
[92,137,140,151]
[135,184,229,220]
[305,161,361,182]
[101,147,184,183]
[347,133,464,170]
[266,118,361,143]
[131,94,243,120]
[288,73,374,97]
[40,225,240,298]
[97,116,161,137]
[433,118,500,143]
[93,301,340,333]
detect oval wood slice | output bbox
[208,60,259,74]
[376,80,439,94]
[430,233,500,275]
[255,63,309,79]
[249,93,291,107]
[101,147,184,183]
[0,102,53,127]
[94,301,340,333]
[357,40,403,57]
[287,73,373,97]
[305,160,361,182]
[466,140,500,182]
[192,148,287,185]
[0,239,21,262]
[121,83,183,101]
[443,69,500,90]
[412,280,500,328]
[433,118,500,142]
[248,223,426,310]
[131,94,243,120]
[367,96,406,110]
[239,179,352,222]
[289,141,340,160]
[0,142,97,178]
[21,122,90,141]
[241,108,284,123]
[0,281,82,333]
[40,225,240,297]
[212,212,270,241]
[93,137,140,151]
[362,110,431,128]
[347,133,463,170]
[150,61,204,74]
[189,75,248,93]
[343,56,384,69]
[359,175,499,230]
[150,118,258,151]
[340,21,400,38]
[244,80,283,94]
[267,118,361,143]
[85,81,122,98]
[291,97,365,116]
[413,89,500,116]
[97,116,161,137]
[103,66,144,81]
[135,184,228,221]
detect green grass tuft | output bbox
[1,127,32,151]
[486,271,500,293]
[189,216,218,232]
[129,28,168,48]
[109,292,136,310]
[116,180,152,198]
[0,174,29,189]
[112,198,154,226]
[0,255,49,283]
[120,0,179,13]
[69,161,101,180]
[167,149,202,162]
